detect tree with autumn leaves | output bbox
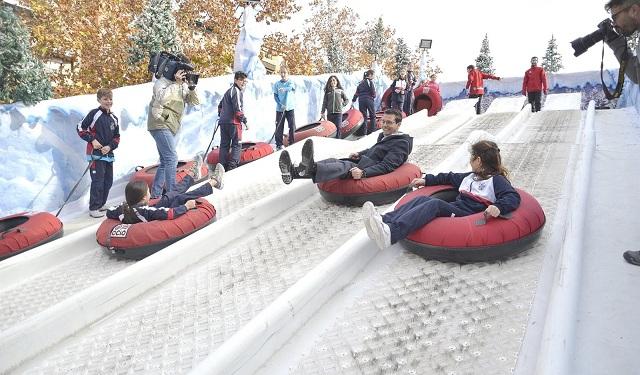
[11,0,432,102]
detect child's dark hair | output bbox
[234,71,247,81]
[97,88,112,100]
[471,140,509,180]
[121,181,148,224]
[324,75,343,92]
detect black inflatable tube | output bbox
[318,186,410,207]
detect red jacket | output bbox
[466,69,499,95]
[523,66,548,94]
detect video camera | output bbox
[571,19,619,57]
[148,51,200,89]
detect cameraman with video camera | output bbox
[147,52,200,198]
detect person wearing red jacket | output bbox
[522,57,548,113]
[466,65,500,115]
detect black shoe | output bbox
[299,139,315,177]
[623,250,640,266]
[279,150,294,184]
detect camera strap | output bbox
[601,41,627,100]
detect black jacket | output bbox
[353,132,413,177]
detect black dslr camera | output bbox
[148,51,201,89]
[571,19,620,57]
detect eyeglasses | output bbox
[381,120,396,125]
[611,4,632,23]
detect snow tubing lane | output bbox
[131,160,209,188]
[284,120,337,146]
[339,108,364,138]
[0,212,64,260]
[206,141,273,166]
[413,86,443,116]
[96,199,216,260]
[317,163,422,206]
[397,185,546,263]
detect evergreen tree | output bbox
[365,17,389,62]
[418,49,443,82]
[542,34,563,73]
[128,0,182,65]
[0,6,52,105]
[475,34,495,74]
[325,33,347,73]
[393,37,411,76]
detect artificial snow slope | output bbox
[572,107,640,375]
[7,104,526,374]
[542,93,582,111]
[193,100,584,374]
[485,96,527,113]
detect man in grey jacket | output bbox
[605,0,640,265]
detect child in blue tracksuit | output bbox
[106,163,224,224]
[77,88,120,218]
[363,140,521,249]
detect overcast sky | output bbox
[271,0,622,82]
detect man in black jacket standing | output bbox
[278,109,412,184]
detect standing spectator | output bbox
[320,75,349,139]
[403,69,417,115]
[466,64,500,115]
[426,74,441,93]
[391,70,408,111]
[77,88,120,218]
[522,56,548,113]
[273,66,296,150]
[147,57,200,198]
[352,69,377,134]
[218,71,249,170]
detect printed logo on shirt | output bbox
[110,224,131,238]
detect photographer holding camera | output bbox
[604,1,640,84]
[147,52,200,198]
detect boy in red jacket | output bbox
[466,65,500,115]
[522,57,548,113]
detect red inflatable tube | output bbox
[317,163,422,206]
[338,108,364,139]
[206,141,273,167]
[413,85,443,116]
[131,160,208,189]
[0,212,64,260]
[381,87,393,110]
[96,199,217,260]
[396,185,546,262]
[284,121,337,146]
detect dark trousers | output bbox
[312,158,358,183]
[219,123,240,170]
[275,110,296,147]
[469,94,483,115]
[327,113,342,139]
[157,175,213,208]
[403,91,414,115]
[382,196,475,244]
[359,98,376,134]
[89,159,113,210]
[528,91,542,112]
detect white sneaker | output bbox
[210,163,225,189]
[191,152,205,180]
[362,201,391,250]
[89,210,105,218]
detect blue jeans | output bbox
[149,129,178,198]
[382,196,474,244]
